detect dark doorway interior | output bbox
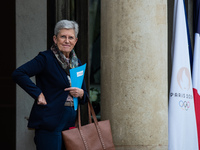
[47,0,89,125]
[0,0,16,150]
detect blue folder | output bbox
[69,63,87,110]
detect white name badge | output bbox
[77,70,83,77]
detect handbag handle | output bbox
[78,96,106,149]
[78,97,98,128]
[74,96,92,128]
[87,100,92,124]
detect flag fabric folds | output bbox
[192,0,200,149]
[168,0,198,149]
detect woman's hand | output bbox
[37,93,47,105]
[64,87,84,99]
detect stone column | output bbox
[101,1,168,149]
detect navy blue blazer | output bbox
[12,50,87,131]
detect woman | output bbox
[12,20,87,150]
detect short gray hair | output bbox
[54,20,79,38]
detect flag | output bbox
[192,0,200,148]
[168,0,198,149]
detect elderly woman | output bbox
[12,20,87,150]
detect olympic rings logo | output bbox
[179,100,190,111]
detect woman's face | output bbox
[53,28,78,58]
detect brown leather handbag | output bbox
[62,100,115,150]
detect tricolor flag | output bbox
[168,0,198,149]
[192,0,200,148]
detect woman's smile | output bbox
[53,28,78,58]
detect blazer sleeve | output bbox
[12,52,46,100]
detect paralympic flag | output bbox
[168,0,198,149]
[192,0,200,148]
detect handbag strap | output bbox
[78,99,98,127]
[78,104,89,150]
[88,100,92,124]
[78,97,106,149]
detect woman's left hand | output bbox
[64,87,84,99]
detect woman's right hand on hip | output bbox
[37,93,47,105]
